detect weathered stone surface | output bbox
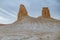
[42,7,50,18]
[0,4,60,40]
[17,4,28,21]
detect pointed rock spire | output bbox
[17,4,28,21]
[42,7,51,18]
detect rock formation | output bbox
[17,4,28,21]
[0,4,60,40]
[42,7,51,18]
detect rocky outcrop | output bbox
[0,4,60,40]
[17,4,28,21]
[42,7,51,18]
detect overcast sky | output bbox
[0,0,60,24]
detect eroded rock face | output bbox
[42,7,50,18]
[0,4,60,40]
[17,4,28,21]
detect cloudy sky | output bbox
[0,0,60,24]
